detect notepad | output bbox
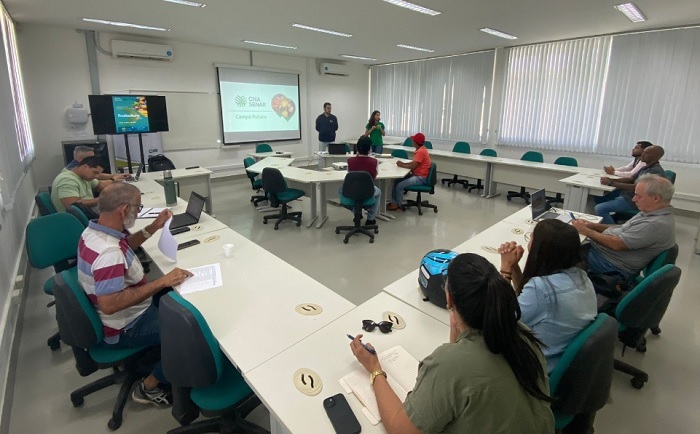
[339,346,419,425]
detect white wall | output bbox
[17,24,371,185]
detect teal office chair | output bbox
[402,137,413,147]
[53,270,157,431]
[262,168,303,229]
[391,149,409,159]
[25,212,85,350]
[423,141,433,149]
[159,293,267,434]
[335,172,379,244]
[403,163,438,215]
[255,143,272,153]
[612,264,681,389]
[636,244,678,336]
[345,143,352,153]
[546,157,578,205]
[613,169,677,223]
[468,149,498,193]
[67,204,90,227]
[243,157,267,206]
[549,314,617,433]
[506,151,544,203]
[441,142,471,187]
[35,191,57,216]
[664,169,676,184]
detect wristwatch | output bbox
[141,228,152,239]
[370,370,387,386]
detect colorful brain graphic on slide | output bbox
[271,94,296,120]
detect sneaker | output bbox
[387,203,401,211]
[132,381,172,407]
[365,219,376,226]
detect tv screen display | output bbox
[88,95,169,135]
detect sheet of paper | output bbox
[179,263,223,295]
[158,217,178,261]
[557,213,573,224]
[138,207,166,219]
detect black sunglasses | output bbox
[362,320,393,333]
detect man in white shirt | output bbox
[603,141,652,178]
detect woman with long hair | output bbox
[364,110,385,154]
[499,219,597,373]
[350,253,554,434]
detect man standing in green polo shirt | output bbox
[51,156,106,212]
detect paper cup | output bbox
[222,243,234,257]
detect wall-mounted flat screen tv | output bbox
[88,95,169,135]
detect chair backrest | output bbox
[403,137,413,147]
[159,293,222,388]
[641,244,678,279]
[243,157,258,183]
[25,213,85,269]
[148,154,176,171]
[391,149,409,159]
[554,156,578,167]
[423,141,433,149]
[427,163,438,191]
[35,191,57,216]
[549,314,617,428]
[341,171,375,202]
[616,264,681,330]
[664,170,676,184]
[262,167,287,207]
[53,269,103,348]
[345,143,352,153]
[452,141,470,154]
[522,151,544,162]
[256,143,272,153]
[67,204,90,227]
[480,148,497,157]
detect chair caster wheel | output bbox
[631,377,645,389]
[374,229,379,234]
[335,229,340,234]
[434,209,438,213]
[343,239,349,244]
[369,238,374,243]
[418,211,423,216]
[274,226,279,230]
[651,327,661,335]
[71,396,84,407]
[636,344,647,353]
[263,220,268,224]
[108,416,122,430]
[296,222,301,227]
[507,197,512,201]
[48,338,61,351]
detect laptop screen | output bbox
[530,189,547,219]
[185,192,206,219]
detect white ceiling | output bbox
[5,0,700,64]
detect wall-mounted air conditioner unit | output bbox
[111,40,174,61]
[320,63,349,77]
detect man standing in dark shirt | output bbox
[345,136,381,225]
[315,102,338,152]
[595,145,667,224]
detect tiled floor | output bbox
[6,176,700,433]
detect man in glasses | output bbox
[78,182,193,407]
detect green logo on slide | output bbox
[235,95,247,107]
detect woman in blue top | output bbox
[365,110,385,154]
[498,219,597,374]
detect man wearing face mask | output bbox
[77,182,193,407]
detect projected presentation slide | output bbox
[112,96,150,133]
[217,67,301,144]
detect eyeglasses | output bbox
[362,320,393,333]
[128,203,144,212]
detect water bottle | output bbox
[163,170,177,206]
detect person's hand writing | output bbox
[349,334,381,373]
[603,166,614,175]
[151,209,173,231]
[498,241,524,271]
[161,267,193,287]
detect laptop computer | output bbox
[530,189,561,220]
[170,191,206,229]
[125,164,143,182]
[327,143,347,155]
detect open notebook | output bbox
[339,346,419,425]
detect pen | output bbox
[569,212,576,220]
[347,334,377,355]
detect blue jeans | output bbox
[371,144,383,154]
[594,190,620,205]
[107,303,166,383]
[594,196,634,224]
[392,175,427,205]
[587,247,635,281]
[319,141,331,152]
[339,186,381,220]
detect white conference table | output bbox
[559,173,616,213]
[140,167,215,216]
[245,292,449,434]
[249,151,294,161]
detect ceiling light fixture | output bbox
[382,0,440,16]
[82,18,170,32]
[341,55,377,61]
[162,0,206,7]
[614,3,647,23]
[397,44,434,53]
[479,28,518,40]
[243,40,297,50]
[292,23,352,37]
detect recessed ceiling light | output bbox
[243,40,297,50]
[382,0,440,16]
[341,55,377,61]
[614,3,647,23]
[82,18,170,32]
[292,23,352,38]
[397,44,434,53]
[479,28,518,40]
[162,0,206,7]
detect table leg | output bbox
[205,175,215,217]
[307,183,319,228]
[564,185,587,213]
[378,178,396,220]
[483,162,500,198]
[270,414,291,434]
[315,182,328,228]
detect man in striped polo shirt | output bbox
[78,182,192,406]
